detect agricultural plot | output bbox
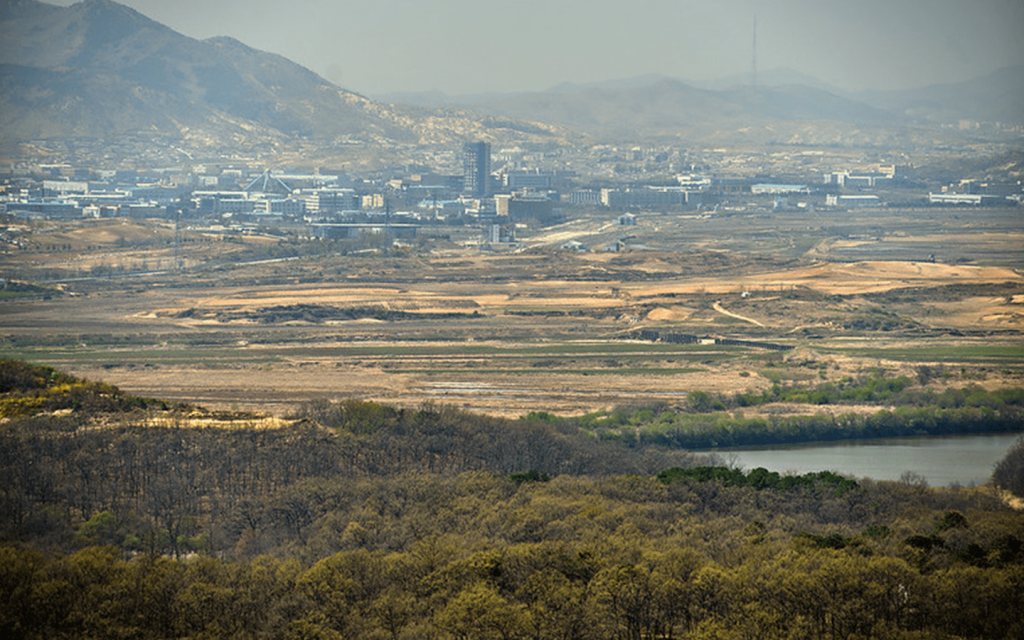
[2,207,1022,417]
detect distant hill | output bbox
[380,67,1024,141]
[0,0,568,149]
[382,77,903,141]
[690,67,846,94]
[858,65,1024,125]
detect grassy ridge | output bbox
[0,359,179,418]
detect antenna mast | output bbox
[751,15,758,90]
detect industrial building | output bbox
[751,183,810,195]
[929,193,1007,206]
[826,194,881,208]
[600,186,700,209]
[495,192,559,223]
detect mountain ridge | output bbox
[856,64,1024,125]
[377,66,1024,135]
[382,77,903,141]
[0,0,571,151]
[1,0,1020,155]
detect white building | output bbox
[826,194,881,208]
[929,193,1005,206]
[503,170,554,190]
[751,184,809,195]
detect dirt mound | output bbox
[646,306,693,321]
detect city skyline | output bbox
[39,0,1024,97]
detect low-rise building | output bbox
[309,223,418,240]
[600,186,697,209]
[496,192,560,223]
[303,189,359,213]
[929,193,1007,206]
[258,198,306,216]
[42,180,89,195]
[751,183,809,195]
[5,199,80,219]
[826,194,882,208]
[503,170,555,190]
[569,190,601,206]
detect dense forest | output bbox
[2,360,1024,639]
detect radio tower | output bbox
[751,15,758,90]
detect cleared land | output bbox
[2,206,1022,417]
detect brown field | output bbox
[2,208,1022,417]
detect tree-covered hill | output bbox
[2,360,1023,639]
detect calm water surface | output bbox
[704,433,1021,487]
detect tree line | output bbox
[533,374,1024,449]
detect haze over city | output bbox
[39,0,1024,96]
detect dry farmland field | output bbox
[2,205,1022,417]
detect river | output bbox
[703,432,1022,487]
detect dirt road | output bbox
[712,301,765,326]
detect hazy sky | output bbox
[46,0,1024,96]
